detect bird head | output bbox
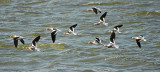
[87,9,93,11]
[104,44,110,47]
[93,23,99,25]
[108,30,113,33]
[64,32,70,35]
[10,35,15,38]
[46,28,53,30]
[131,37,137,39]
[26,47,31,50]
[88,41,94,44]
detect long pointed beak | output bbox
[132,37,137,39]
[87,9,93,11]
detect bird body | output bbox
[104,30,119,48]
[10,35,25,48]
[92,7,101,14]
[132,35,146,48]
[26,36,40,51]
[64,24,78,35]
[94,12,108,26]
[47,28,57,43]
[108,25,123,33]
[87,7,101,14]
[88,37,102,45]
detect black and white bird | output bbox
[64,24,78,35]
[94,12,108,25]
[47,28,57,43]
[92,7,101,14]
[26,36,41,51]
[108,25,123,33]
[104,30,119,48]
[132,35,146,48]
[88,37,102,45]
[87,7,101,14]
[10,35,25,48]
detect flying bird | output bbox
[88,37,102,45]
[47,28,57,43]
[132,35,146,48]
[64,24,78,35]
[94,12,108,26]
[10,35,25,48]
[104,30,119,48]
[26,36,41,51]
[108,24,123,33]
[87,7,101,14]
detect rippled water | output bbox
[0,0,160,72]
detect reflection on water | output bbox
[0,0,160,72]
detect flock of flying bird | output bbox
[10,7,146,51]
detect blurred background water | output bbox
[0,0,160,72]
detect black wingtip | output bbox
[92,7,98,14]
[71,24,77,28]
[36,36,41,40]
[110,30,115,43]
[75,24,78,26]
[99,11,101,13]
[114,24,123,28]
[95,37,100,41]
[32,36,41,46]
[14,38,18,48]
[69,24,78,31]
[51,31,57,43]
[104,12,107,15]
[20,39,25,44]
[136,39,141,48]
[100,12,107,21]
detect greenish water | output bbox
[0,0,160,72]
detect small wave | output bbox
[0,61,23,65]
[84,2,125,6]
[128,11,160,15]
[20,1,47,5]
[24,12,41,15]
[78,56,107,62]
[0,28,18,32]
